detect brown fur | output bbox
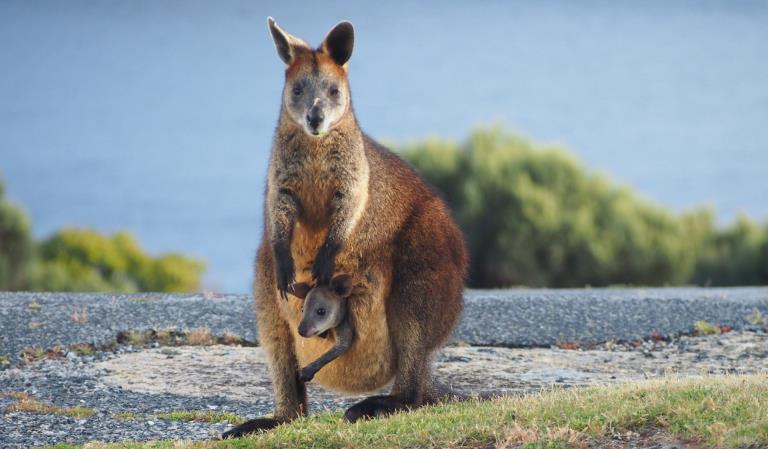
[222,19,467,439]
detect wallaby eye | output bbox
[292,86,302,96]
[316,308,326,316]
[329,87,339,97]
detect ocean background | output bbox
[1,0,766,292]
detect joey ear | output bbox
[330,274,354,298]
[289,282,312,300]
[267,17,310,65]
[320,21,354,66]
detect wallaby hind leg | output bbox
[344,204,465,422]
[221,245,307,438]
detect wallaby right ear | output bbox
[267,17,310,65]
[330,274,354,298]
[289,282,312,300]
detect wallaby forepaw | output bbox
[311,242,337,284]
[276,266,295,301]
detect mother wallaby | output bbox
[223,18,468,438]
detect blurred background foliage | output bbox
[2,127,766,292]
[401,127,768,288]
[0,179,204,292]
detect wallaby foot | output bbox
[220,417,282,439]
[343,395,409,422]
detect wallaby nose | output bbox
[306,106,324,130]
[298,322,310,338]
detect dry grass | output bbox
[185,328,216,346]
[71,306,89,324]
[4,392,94,418]
[20,346,65,363]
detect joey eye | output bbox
[292,86,302,96]
[329,87,339,97]
[316,308,326,316]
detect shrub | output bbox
[692,216,768,286]
[0,179,34,290]
[29,228,205,292]
[401,127,765,288]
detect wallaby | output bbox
[290,274,354,382]
[222,18,468,439]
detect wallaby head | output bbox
[291,274,354,338]
[268,17,355,138]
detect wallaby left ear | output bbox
[320,21,354,66]
[289,282,312,300]
[330,274,354,298]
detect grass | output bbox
[63,374,766,449]
[71,343,96,357]
[157,410,245,424]
[0,355,9,366]
[746,308,768,330]
[113,412,142,421]
[693,320,721,336]
[4,392,95,418]
[116,328,250,348]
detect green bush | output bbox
[401,127,766,288]
[0,179,34,290]
[692,217,768,286]
[30,229,205,292]
[0,176,205,293]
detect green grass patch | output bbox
[113,411,142,421]
[693,320,721,336]
[49,375,768,449]
[157,410,245,424]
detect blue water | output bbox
[1,1,767,292]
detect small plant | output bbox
[28,301,42,310]
[0,355,10,366]
[6,392,95,418]
[746,308,768,330]
[555,341,580,350]
[20,346,65,363]
[221,334,245,346]
[70,306,89,324]
[186,328,216,346]
[113,411,142,421]
[70,343,95,357]
[693,320,721,336]
[157,410,245,424]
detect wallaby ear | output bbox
[267,17,310,65]
[289,282,312,300]
[320,21,354,66]
[330,274,354,298]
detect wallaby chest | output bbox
[279,149,342,229]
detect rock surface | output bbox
[1,288,767,448]
[1,288,767,364]
[1,330,766,448]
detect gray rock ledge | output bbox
[1,287,766,364]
